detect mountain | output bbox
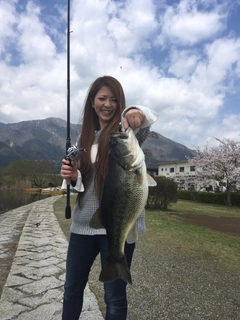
[142,131,196,169]
[0,117,195,168]
[0,118,80,167]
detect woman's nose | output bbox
[104,99,111,106]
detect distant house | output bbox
[158,159,195,178]
[158,160,219,191]
[157,160,239,191]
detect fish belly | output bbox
[99,160,147,284]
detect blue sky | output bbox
[0,0,240,148]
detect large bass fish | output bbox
[90,127,156,284]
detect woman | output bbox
[61,75,158,320]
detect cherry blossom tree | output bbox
[188,138,240,206]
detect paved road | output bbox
[0,196,104,320]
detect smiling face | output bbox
[92,86,118,130]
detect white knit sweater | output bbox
[65,106,158,237]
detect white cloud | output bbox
[157,0,227,46]
[197,113,240,148]
[168,49,200,79]
[17,2,56,62]
[221,114,240,140]
[0,1,18,55]
[205,37,240,82]
[107,0,158,54]
[190,37,240,95]
[0,0,240,150]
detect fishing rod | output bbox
[65,0,72,219]
[65,0,86,219]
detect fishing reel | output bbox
[65,145,87,163]
[64,145,87,220]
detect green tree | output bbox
[147,176,178,209]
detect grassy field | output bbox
[54,197,240,319]
[168,199,240,217]
[147,201,240,271]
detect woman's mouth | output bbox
[102,109,112,115]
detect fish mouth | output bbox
[109,129,129,146]
[110,127,131,140]
[109,127,144,170]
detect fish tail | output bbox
[99,256,132,285]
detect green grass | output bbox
[166,199,240,217]
[53,195,77,241]
[146,204,240,273]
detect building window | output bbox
[161,168,164,171]
[179,167,184,172]
[170,167,174,173]
[190,166,195,172]
[165,168,167,171]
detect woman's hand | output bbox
[123,108,146,130]
[61,159,78,182]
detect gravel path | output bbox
[89,232,240,320]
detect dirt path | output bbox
[168,213,240,236]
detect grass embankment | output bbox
[54,197,240,319]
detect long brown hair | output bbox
[77,76,126,202]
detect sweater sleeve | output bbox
[121,105,158,145]
[61,170,84,192]
[121,105,158,131]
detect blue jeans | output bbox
[62,233,135,320]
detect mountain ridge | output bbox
[0,117,196,168]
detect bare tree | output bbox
[28,161,55,188]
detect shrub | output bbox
[177,190,197,201]
[177,190,240,206]
[147,176,178,209]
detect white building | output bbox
[158,160,219,191]
[158,159,239,191]
[158,160,195,178]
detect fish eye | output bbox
[134,169,141,175]
[110,138,117,146]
